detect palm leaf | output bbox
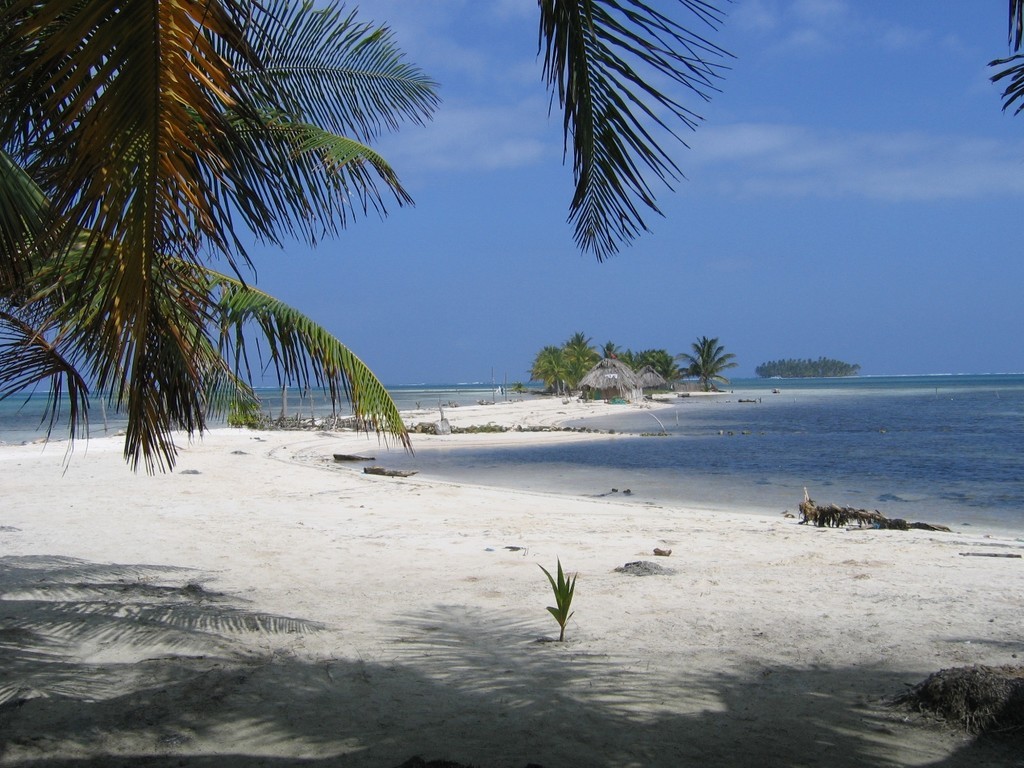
[204,267,411,451]
[223,111,415,244]
[0,150,49,292]
[0,309,91,442]
[228,0,439,141]
[537,0,730,261]
[990,0,1024,113]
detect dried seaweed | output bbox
[894,665,1024,734]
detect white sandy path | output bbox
[1,398,1022,767]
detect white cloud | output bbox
[791,0,848,25]
[741,0,941,59]
[689,122,1024,201]
[378,98,557,173]
[730,0,781,33]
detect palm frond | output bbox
[0,308,91,441]
[27,246,239,472]
[224,112,415,245]
[0,151,49,292]
[231,0,439,141]
[204,267,411,451]
[989,0,1024,113]
[537,0,731,261]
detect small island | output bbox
[755,357,860,378]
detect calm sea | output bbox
[3,375,1023,534]
[0,382,506,443]
[369,374,1024,535]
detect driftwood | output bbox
[363,466,417,478]
[798,489,951,532]
[333,453,375,462]
[959,552,1022,558]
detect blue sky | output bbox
[251,1,1024,384]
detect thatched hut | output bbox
[635,365,668,391]
[578,358,641,402]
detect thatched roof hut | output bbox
[635,365,668,390]
[578,358,640,401]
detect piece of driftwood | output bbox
[333,453,375,462]
[363,466,417,478]
[798,489,951,532]
[959,552,1022,558]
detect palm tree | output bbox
[1,0,730,470]
[676,336,737,392]
[530,346,568,395]
[635,349,683,384]
[601,341,621,359]
[616,349,640,370]
[562,332,599,391]
[0,0,435,470]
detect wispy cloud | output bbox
[689,122,1024,200]
[731,0,954,57]
[378,98,557,173]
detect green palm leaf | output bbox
[205,267,410,451]
[537,0,730,261]
[228,0,439,141]
[225,112,415,243]
[0,150,49,292]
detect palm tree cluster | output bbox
[532,333,739,394]
[530,332,600,394]
[1,0,731,471]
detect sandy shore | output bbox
[1,397,1022,767]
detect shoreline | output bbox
[2,399,1023,766]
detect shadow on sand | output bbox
[1,555,1019,767]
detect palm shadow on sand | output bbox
[0,555,1018,767]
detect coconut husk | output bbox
[893,665,1024,734]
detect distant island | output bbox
[755,357,861,378]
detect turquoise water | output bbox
[4,374,1023,533]
[0,382,511,444]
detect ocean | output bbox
[3,375,1023,534]
[369,374,1024,535]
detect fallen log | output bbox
[333,453,375,462]
[798,488,951,532]
[363,466,417,478]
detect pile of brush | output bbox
[798,489,951,532]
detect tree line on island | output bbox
[529,332,737,395]
[754,358,860,379]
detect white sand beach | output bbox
[1,397,1022,767]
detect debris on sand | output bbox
[894,665,1024,734]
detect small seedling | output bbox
[539,558,577,642]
